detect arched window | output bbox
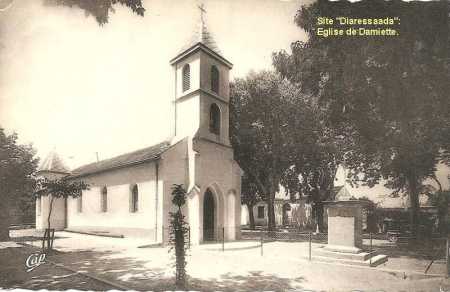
[130,184,139,213]
[77,193,83,213]
[101,186,108,212]
[182,64,190,92]
[211,65,219,94]
[209,103,221,135]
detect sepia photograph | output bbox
[0,0,449,291]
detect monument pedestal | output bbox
[324,200,364,253]
[314,200,388,267]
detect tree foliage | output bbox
[273,0,450,237]
[230,71,303,230]
[230,70,336,230]
[427,189,450,235]
[34,177,88,251]
[231,70,351,231]
[44,0,145,24]
[0,127,38,241]
[34,177,88,233]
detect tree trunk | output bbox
[0,198,10,241]
[408,176,420,239]
[267,195,276,231]
[247,204,255,230]
[47,196,54,230]
[44,196,55,251]
[438,209,446,236]
[0,194,11,241]
[313,202,324,232]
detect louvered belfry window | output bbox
[182,64,190,92]
[211,65,219,94]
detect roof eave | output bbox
[36,169,71,176]
[68,155,162,179]
[170,43,233,69]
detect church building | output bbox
[35,10,242,245]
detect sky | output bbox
[0,0,308,169]
[1,0,448,203]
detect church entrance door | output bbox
[203,189,215,241]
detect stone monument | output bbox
[325,200,365,253]
[314,200,388,267]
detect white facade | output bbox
[36,22,242,245]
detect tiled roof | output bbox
[178,19,222,56]
[70,141,171,178]
[38,151,70,173]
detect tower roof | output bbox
[170,4,232,68]
[38,151,70,174]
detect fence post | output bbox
[309,232,312,261]
[446,236,450,277]
[370,232,373,252]
[222,227,225,252]
[260,233,263,256]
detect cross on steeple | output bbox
[197,3,206,25]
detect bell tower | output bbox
[170,4,233,147]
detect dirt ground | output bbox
[3,229,450,291]
[0,242,115,290]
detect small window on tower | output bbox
[182,64,190,92]
[211,65,219,94]
[101,186,108,212]
[209,103,221,135]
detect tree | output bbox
[169,184,189,289]
[273,0,450,237]
[280,122,350,231]
[427,179,450,235]
[230,70,314,230]
[34,177,88,249]
[0,127,38,241]
[44,0,145,24]
[349,196,380,233]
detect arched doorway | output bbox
[203,189,215,241]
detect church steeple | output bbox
[170,4,232,68]
[170,3,232,147]
[38,150,70,174]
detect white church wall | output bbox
[36,195,66,230]
[194,139,241,241]
[175,95,200,141]
[187,187,200,245]
[160,138,189,244]
[226,190,236,240]
[66,162,159,239]
[35,171,68,230]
